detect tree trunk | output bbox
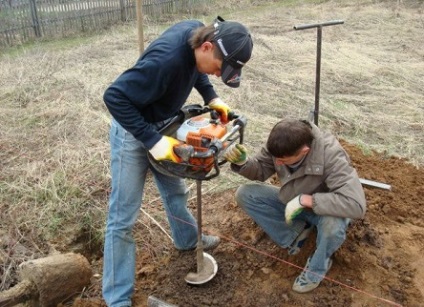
[0,253,92,307]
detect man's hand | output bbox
[224,144,247,165]
[285,195,304,225]
[209,98,231,124]
[149,136,182,162]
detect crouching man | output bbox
[224,118,366,293]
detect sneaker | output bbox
[288,223,314,255]
[201,235,221,251]
[292,257,333,293]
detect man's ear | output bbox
[200,41,214,51]
[301,146,310,155]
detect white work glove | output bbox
[224,144,248,165]
[208,98,231,124]
[149,136,182,162]
[285,195,304,225]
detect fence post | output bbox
[29,0,42,37]
[119,0,125,22]
[136,0,144,54]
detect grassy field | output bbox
[1,0,423,300]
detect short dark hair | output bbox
[266,119,314,157]
[189,24,223,60]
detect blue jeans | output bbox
[235,183,350,283]
[102,120,198,307]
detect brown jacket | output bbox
[233,123,366,219]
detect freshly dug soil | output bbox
[74,140,424,307]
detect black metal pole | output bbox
[294,20,344,126]
[315,26,322,126]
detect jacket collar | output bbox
[302,123,325,175]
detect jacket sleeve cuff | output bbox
[230,163,245,173]
[311,195,318,212]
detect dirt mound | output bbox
[73,140,423,307]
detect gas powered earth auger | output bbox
[148,104,247,285]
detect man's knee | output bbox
[235,183,258,208]
[319,216,349,241]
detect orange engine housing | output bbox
[184,118,227,172]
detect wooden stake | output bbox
[136,0,144,53]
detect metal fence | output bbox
[0,0,206,48]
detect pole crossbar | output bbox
[294,20,344,31]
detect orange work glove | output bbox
[209,98,231,124]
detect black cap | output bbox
[213,16,253,88]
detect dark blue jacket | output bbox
[103,20,218,149]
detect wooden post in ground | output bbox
[136,0,145,54]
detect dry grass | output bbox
[1,0,423,291]
[220,0,424,165]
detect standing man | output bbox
[102,17,253,306]
[224,119,366,293]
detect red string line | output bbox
[168,215,403,307]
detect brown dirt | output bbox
[73,140,424,307]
